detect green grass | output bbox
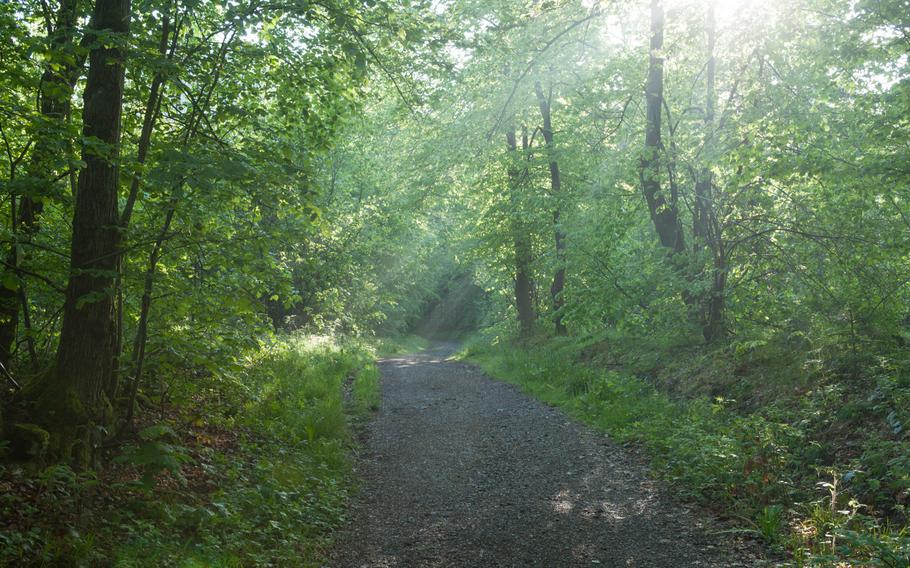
[372,334,429,357]
[0,334,380,567]
[350,363,381,417]
[463,334,910,567]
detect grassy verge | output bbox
[373,334,429,358]
[464,333,910,567]
[0,334,379,567]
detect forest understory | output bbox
[2,0,910,565]
[2,336,384,566]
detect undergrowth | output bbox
[0,334,380,567]
[373,334,429,358]
[464,332,910,567]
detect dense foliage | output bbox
[0,0,446,459]
[1,0,446,563]
[439,1,910,564]
[2,336,379,565]
[2,0,910,565]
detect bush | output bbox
[0,334,380,567]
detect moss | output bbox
[100,392,114,424]
[36,384,88,426]
[31,382,92,468]
[18,368,120,468]
[11,423,50,457]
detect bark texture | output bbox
[534,81,567,336]
[506,127,536,338]
[640,0,684,254]
[38,0,131,467]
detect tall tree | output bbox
[506,125,535,337]
[35,0,131,467]
[534,80,567,336]
[693,1,726,342]
[639,0,684,253]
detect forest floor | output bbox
[329,342,767,567]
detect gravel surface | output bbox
[330,343,766,567]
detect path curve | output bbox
[330,343,763,567]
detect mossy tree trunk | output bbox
[35,0,131,468]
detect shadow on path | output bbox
[330,343,763,567]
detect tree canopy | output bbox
[2,0,910,564]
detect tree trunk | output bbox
[36,0,131,468]
[124,204,175,427]
[506,127,535,338]
[119,11,176,229]
[695,2,726,342]
[534,81,567,336]
[0,0,82,369]
[640,0,684,254]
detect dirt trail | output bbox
[330,343,764,567]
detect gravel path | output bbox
[330,343,765,567]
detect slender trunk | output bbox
[693,2,716,248]
[18,283,38,370]
[506,127,535,338]
[639,0,684,253]
[121,26,234,428]
[37,0,131,468]
[697,2,726,342]
[534,81,567,336]
[120,11,176,229]
[0,201,19,371]
[0,0,82,369]
[112,10,177,401]
[124,204,175,426]
[704,250,726,342]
